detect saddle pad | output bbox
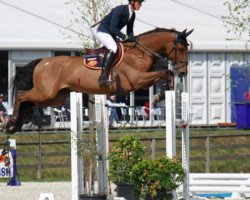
[83,43,124,70]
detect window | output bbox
[54,51,71,56]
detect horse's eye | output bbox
[178,46,185,52]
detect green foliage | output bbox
[108,136,145,184]
[131,157,185,200]
[222,0,250,43]
[75,134,99,162]
[63,0,122,48]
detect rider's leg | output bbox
[99,49,115,84]
[92,28,117,84]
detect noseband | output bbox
[166,40,188,71]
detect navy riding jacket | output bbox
[98,5,135,40]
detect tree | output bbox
[222,0,250,44]
[64,0,121,48]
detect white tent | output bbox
[0,0,248,50]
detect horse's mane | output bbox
[138,28,177,37]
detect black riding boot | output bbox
[99,49,115,85]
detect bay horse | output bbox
[4,28,193,133]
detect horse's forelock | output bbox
[176,32,189,46]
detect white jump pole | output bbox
[165,91,176,158]
[181,92,190,199]
[71,92,84,200]
[165,91,190,199]
[95,95,109,195]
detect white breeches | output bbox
[92,27,118,53]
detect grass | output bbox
[0,128,249,182]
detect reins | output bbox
[132,39,188,71]
[134,40,166,60]
[122,32,189,73]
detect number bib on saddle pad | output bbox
[83,42,124,70]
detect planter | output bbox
[144,191,174,200]
[79,194,106,200]
[116,183,139,200]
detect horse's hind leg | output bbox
[5,88,44,133]
[13,88,70,116]
[13,88,43,117]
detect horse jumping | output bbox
[5,28,193,133]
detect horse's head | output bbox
[165,29,193,77]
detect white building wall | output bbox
[189,53,208,124]
[208,53,226,124]
[189,52,250,125]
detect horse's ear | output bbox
[181,29,187,36]
[185,29,194,37]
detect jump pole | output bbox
[165,91,190,199]
[181,92,190,199]
[165,91,176,158]
[70,92,84,200]
[94,95,109,194]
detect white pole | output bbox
[149,86,154,126]
[130,92,135,124]
[181,92,190,199]
[95,95,109,195]
[165,91,176,158]
[71,92,84,200]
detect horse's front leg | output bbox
[132,70,168,90]
[4,92,22,134]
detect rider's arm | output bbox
[110,6,126,40]
[127,12,135,36]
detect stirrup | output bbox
[99,74,114,85]
[99,78,114,85]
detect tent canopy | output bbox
[0,0,248,50]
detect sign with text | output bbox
[0,149,13,178]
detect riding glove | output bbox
[119,34,137,42]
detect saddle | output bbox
[83,42,124,70]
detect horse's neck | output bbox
[139,32,175,53]
[123,32,175,72]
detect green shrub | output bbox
[108,136,145,183]
[131,157,185,200]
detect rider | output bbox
[92,0,144,85]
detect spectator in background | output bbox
[106,95,119,127]
[0,94,8,123]
[106,95,128,127]
[116,95,129,120]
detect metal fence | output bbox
[1,132,248,179]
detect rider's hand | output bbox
[120,34,137,42]
[127,34,137,42]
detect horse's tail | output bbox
[12,58,43,100]
[11,58,43,132]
